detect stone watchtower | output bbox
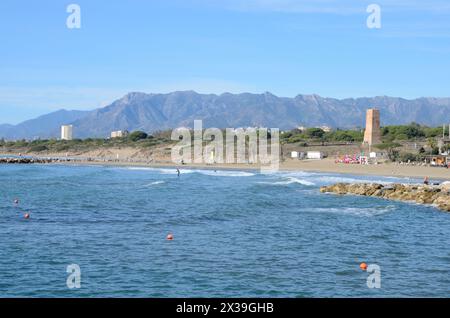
[363,109,381,146]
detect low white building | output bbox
[306,151,323,160]
[318,126,332,132]
[111,130,129,138]
[291,151,299,158]
[61,125,73,140]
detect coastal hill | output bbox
[1,91,450,139]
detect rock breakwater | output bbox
[1,157,59,164]
[320,182,450,212]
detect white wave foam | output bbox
[124,166,253,177]
[146,180,165,186]
[159,168,195,175]
[125,167,194,174]
[126,167,155,171]
[309,206,396,217]
[314,176,394,185]
[278,172,395,185]
[264,170,416,186]
[262,170,315,177]
[197,170,255,177]
[258,177,315,186]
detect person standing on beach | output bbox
[176,168,180,177]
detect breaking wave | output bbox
[197,170,255,177]
[258,177,315,186]
[308,205,396,217]
[144,180,166,187]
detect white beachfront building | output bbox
[306,151,323,160]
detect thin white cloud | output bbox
[380,0,450,13]
[213,0,364,14]
[194,0,450,14]
[376,30,450,39]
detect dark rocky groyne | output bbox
[0,157,65,164]
[320,182,450,212]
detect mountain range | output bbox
[1,91,450,140]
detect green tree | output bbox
[305,128,325,139]
[129,131,148,142]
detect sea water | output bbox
[0,164,449,297]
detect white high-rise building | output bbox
[61,125,73,140]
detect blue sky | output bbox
[1,0,450,123]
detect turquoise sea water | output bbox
[0,164,449,297]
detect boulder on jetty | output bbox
[320,182,450,212]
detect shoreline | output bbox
[2,153,449,180]
[50,159,450,181]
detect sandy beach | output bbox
[280,159,450,180]
[3,145,449,180]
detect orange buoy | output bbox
[24,213,30,219]
[166,233,173,240]
[360,262,368,271]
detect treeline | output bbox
[0,130,173,153]
[281,123,448,144]
[381,123,447,141]
[281,128,363,144]
[373,141,445,162]
[1,124,448,155]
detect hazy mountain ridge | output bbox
[1,91,450,139]
[0,109,90,140]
